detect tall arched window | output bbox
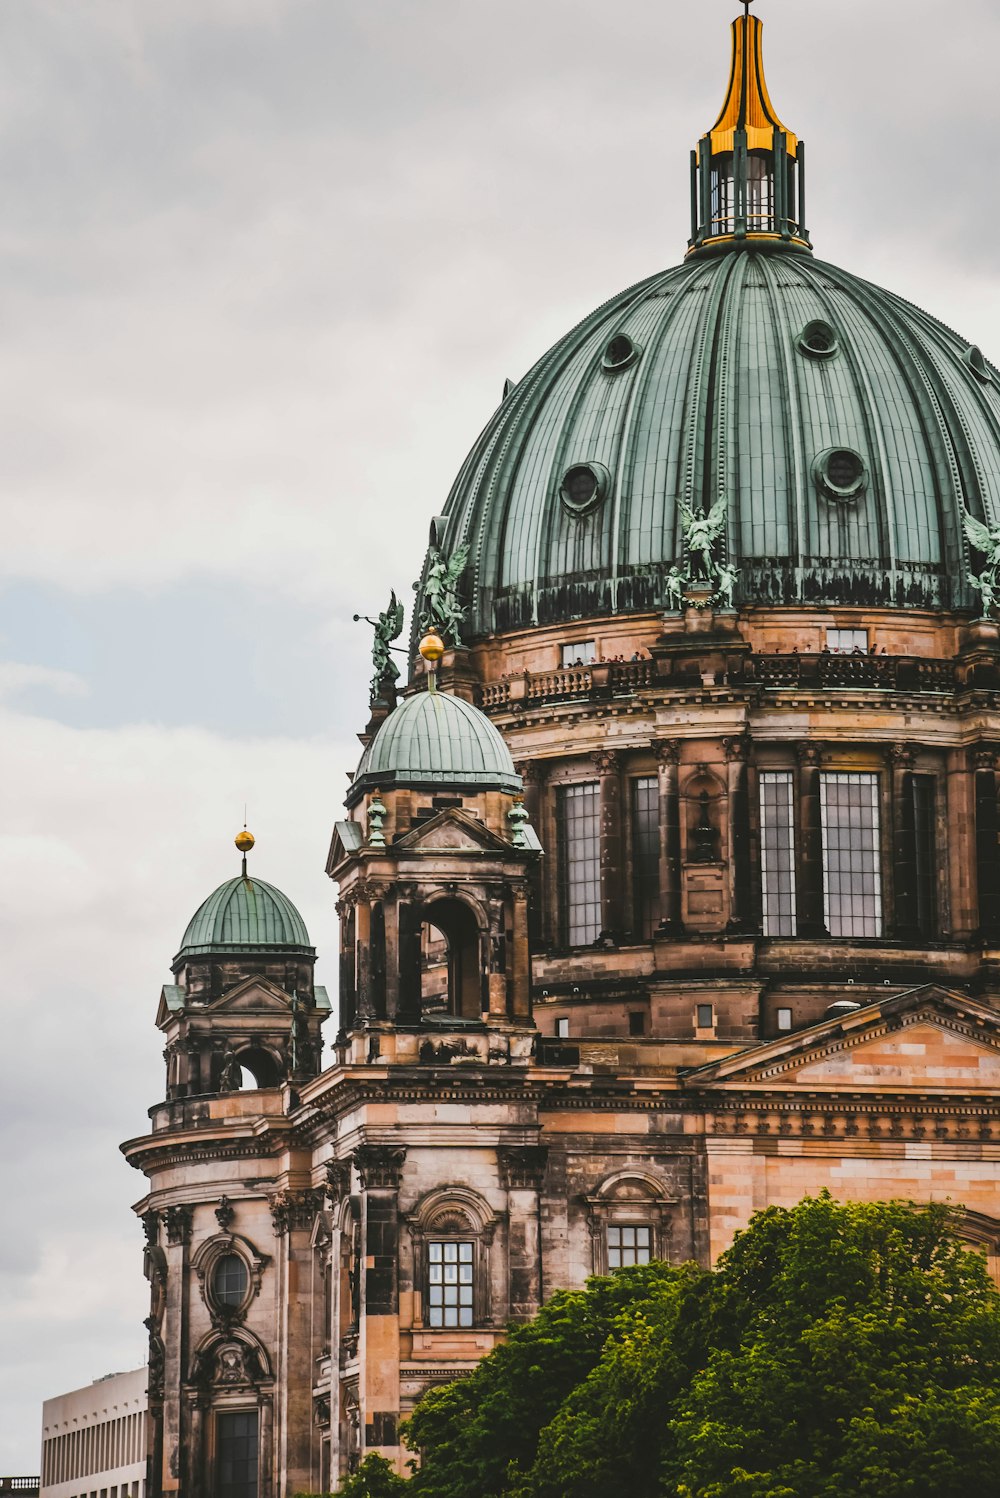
[419,898,483,1021]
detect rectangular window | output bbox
[427,1240,474,1328]
[628,1011,646,1037]
[759,771,797,936]
[556,1017,569,1039]
[607,1225,652,1269]
[696,1004,714,1030]
[826,628,869,654]
[561,641,596,667]
[631,777,660,939]
[913,775,937,937]
[217,1411,258,1498]
[557,782,601,946]
[820,772,883,938]
[777,1007,793,1032]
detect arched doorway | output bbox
[419,898,482,1021]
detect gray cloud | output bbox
[2,0,999,1471]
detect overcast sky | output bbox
[3,0,1000,1472]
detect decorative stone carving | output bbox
[497,1145,549,1192]
[592,749,622,774]
[269,1189,325,1235]
[214,1197,235,1232]
[142,1210,160,1247]
[163,1205,193,1246]
[887,743,916,769]
[353,1144,407,1191]
[653,738,682,766]
[325,1159,352,1206]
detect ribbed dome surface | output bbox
[178,877,313,957]
[431,249,1000,637]
[349,689,521,805]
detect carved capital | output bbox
[795,741,823,768]
[592,749,622,775]
[886,742,916,769]
[325,1158,353,1206]
[163,1205,193,1246]
[653,738,682,766]
[974,746,1000,772]
[497,1145,549,1192]
[515,759,549,788]
[142,1210,161,1248]
[353,1144,407,1191]
[723,733,751,763]
[269,1189,325,1235]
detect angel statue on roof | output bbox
[963,511,1000,617]
[679,495,729,585]
[355,591,405,704]
[418,542,470,648]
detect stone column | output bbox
[270,1189,326,1497]
[354,1145,407,1464]
[160,1204,192,1497]
[654,740,683,935]
[796,743,826,937]
[498,1146,548,1321]
[509,884,532,1022]
[974,747,1000,943]
[888,744,918,942]
[724,734,754,933]
[515,761,548,947]
[593,750,624,940]
[323,1161,352,1481]
[395,893,422,1025]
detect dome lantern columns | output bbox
[689,13,810,257]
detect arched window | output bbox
[419,897,483,1021]
[585,1172,675,1275]
[406,1187,499,1330]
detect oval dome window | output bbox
[798,320,839,359]
[814,447,867,501]
[602,334,640,371]
[964,345,993,383]
[559,462,610,516]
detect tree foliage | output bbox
[388,1196,1000,1498]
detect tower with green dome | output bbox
[125,12,1000,1494]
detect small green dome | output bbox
[177,876,314,959]
[348,689,521,807]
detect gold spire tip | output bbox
[419,631,445,665]
[235,829,255,854]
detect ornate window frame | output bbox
[405,1186,500,1330]
[191,1233,268,1326]
[584,1171,675,1275]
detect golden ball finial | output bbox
[235,829,255,854]
[419,630,445,665]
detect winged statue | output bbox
[355,591,405,703]
[419,542,470,647]
[679,496,728,584]
[963,511,1000,616]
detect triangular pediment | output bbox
[395,807,511,854]
[205,977,294,1015]
[686,986,1000,1094]
[327,819,364,876]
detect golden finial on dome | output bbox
[419,630,445,694]
[236,826,255,877]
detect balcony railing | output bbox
[478,653,961,714]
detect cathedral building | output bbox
[123,11,1000,1495]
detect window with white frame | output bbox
[826,628,868,654]
[557,782,602,946]
[820,772,883,938]
[562,640,597,667]
[427,1240,474,1328]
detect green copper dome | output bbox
[421,248,1000,637]
[348,689,521,807]
[177,876,314,959]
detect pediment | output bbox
[687,986,1000,1094]
[327,819,364,876]
[205,977,293,1015]
[395,808,510,854]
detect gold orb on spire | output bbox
[235,829,255,854]
[419,630,445,665]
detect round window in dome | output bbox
[964,345,993,383]
[559,461,610,516]
[797,320,839,359]
[814,447,868,502]
[602,333,640,371]
[212,1253,249,1309]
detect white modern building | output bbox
[40,1369,147,1498]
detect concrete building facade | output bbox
[40,1369,147,1498]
